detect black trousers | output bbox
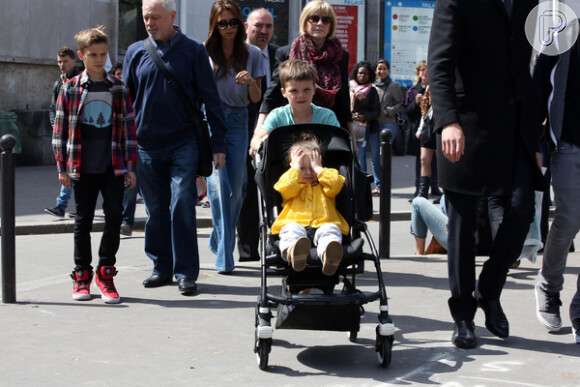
[73,169,125,271]
[236,153,260,260]
[444,142,535,322]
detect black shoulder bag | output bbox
[143,38,214,177]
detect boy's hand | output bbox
[310,149,323,174]
[125,171,137,190]
[58,172,72,189]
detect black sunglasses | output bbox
[307,15,332,24]
[216,18,241,30]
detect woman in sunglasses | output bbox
[205,0,267,274]
[254,0,357,154]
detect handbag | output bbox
[143,38,214,177]
[352,120,368,141]
[418,106,434,147]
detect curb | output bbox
[9,212,411,236]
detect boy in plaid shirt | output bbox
[53,26,137,304]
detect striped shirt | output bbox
[53,70,137,180]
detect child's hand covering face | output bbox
[290,147,318,184]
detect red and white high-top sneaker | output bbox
[71,269,93,301]
[94,266,120,304]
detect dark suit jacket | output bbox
[428,0,543,195]
[259,43,352,129]
[247,43,278,135]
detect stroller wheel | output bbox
[375,328,393,368]
[347,330,358,343]
[256,338,271,370]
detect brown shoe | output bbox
[287,237,311,272]
[322,241,343,276]
[424,237,447,255]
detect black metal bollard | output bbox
[1,134,17,303]
[379,129,392,259]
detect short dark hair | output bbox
[349,61,375,84]
[57,47,76,60]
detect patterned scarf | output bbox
[290,34,343,108]
[349,79,373,105]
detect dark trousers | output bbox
[444,143,535,322]
[73,169,125,271]
[236,151,260,260]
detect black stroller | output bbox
[252,124,395,370]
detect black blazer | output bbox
[259,43,352,129]
[247,43,279,135]
[428,0,543,195]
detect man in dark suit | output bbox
[428,0,544,348]
[237,8,278,262]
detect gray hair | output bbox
[143,0,176,13]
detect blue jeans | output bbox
[208,106,249,272]
[56,185,72,210]
[137,137,200,281]
[356,127,370,172]
[369,122,397,189]
[122,180,139,227]
[410,196,448,250]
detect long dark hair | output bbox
[205,0,248,79]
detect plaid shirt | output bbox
[52,70,137,180]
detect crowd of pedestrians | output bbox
[46,0,579,347]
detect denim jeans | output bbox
[72,168,124,271]
[137,137,200,281]
[410,196,448,250]
[208,106,249,272]
[537,141,580,320]
[356,127,370,172]
[369,122,397,189]
[122,180,139,227]
[56,185,72,210]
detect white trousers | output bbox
[279,223,342,260]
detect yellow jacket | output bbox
[271,167,349,235]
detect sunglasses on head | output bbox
[216,18,241,30]
[307,14,332,24]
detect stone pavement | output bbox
[1,154,579,386]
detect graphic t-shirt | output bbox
[80,81,113,174]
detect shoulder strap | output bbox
[143,38,203,127]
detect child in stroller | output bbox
[273,132,348,276]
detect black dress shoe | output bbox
[478,298,509,338]
[177,278,197,295]
[143,275,173,288]
[452,320,477,349]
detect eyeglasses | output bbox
[307,15,332,24]
[216,18,241,30]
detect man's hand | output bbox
[125,171,137,190]
[213,152,226,170]
[58,171,72,189]
[441,122,465,162]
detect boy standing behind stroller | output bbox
[249,59,340,155]
[272,133,349,276]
